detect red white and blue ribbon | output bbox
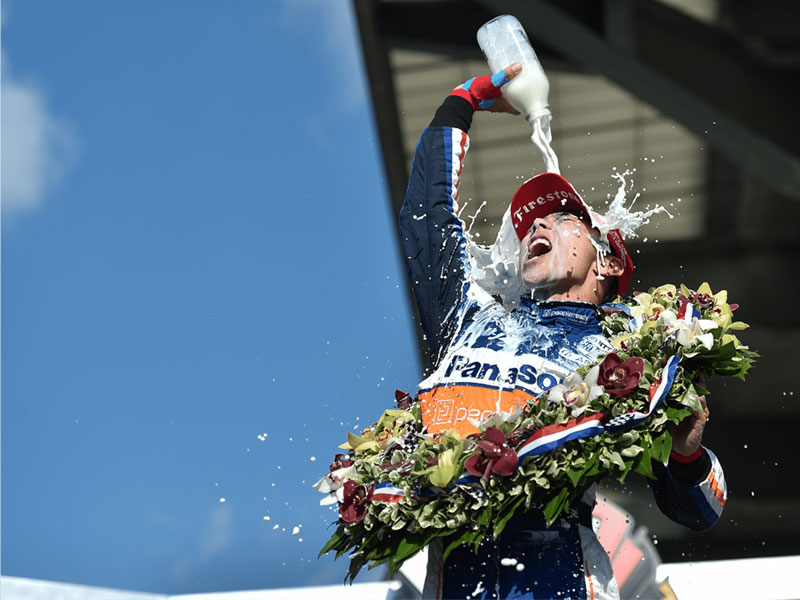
[373,483,406,503]
[371,355,681,504]
[603,354,679,431]
[678,301,700,322]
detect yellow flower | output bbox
[610,333,632,351]
[697,282,713,296]
[722,333,743,348]
[428,448,458,488]
[708,303,749,333]
[341,429,379,452]
[645,303,665,321]
[652,284,677,301]
[633,292,653,308]
[709,303,733,330]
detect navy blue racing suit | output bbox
[399,96,727,599]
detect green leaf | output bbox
[665,405,691,425]
[650,430,672,466]
[705,341,737,361]
[585,450,603,477]
[346,551,370,584]
[319,525,348,557]
[393,529,439,563]
[632,444,654,479]
[620,445,643,459]
[676,383,703,411]
[542,487,571,526]
[493,496,525,538]
[566,464,584,488]
[618,458,635,483]
[608,450,626,472]
[442,528,482,563]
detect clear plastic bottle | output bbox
[477,14,559,173]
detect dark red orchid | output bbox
[395,389,414,410]
[597,352,644,397]
[678,292,715,308]
[329,453,353,472]
[464,427,518,479]
[507,427,532,449]
[693,292,715,307]
[338,480,374,523]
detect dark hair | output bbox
[602,278,619,304]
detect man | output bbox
[399,64,726,599]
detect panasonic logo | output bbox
[443,354,559,390]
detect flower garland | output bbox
[315,283,757,582]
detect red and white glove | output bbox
[449,63,521,113]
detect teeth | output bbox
[528,238,552,259]
[533,239,551,250]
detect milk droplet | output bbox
[273,524,279,530]
[516,563,525,572]
[263,516,271,522]
[310,456,316,462]
[500,557,518,567]
[219,498,226,503]
[292,526,301,536]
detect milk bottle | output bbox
[477,15,559,173]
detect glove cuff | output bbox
[668,446,712,486]
[430,96,474,131]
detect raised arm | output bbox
[399,65,520,370]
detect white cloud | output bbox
[1,54,80,215]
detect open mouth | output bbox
[527,237,552,260]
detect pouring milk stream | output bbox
[467,15,669,307]
[477,14,559,174]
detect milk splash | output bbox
[531,116,559,175]
[598,170,672,240]
[463,164,670,306]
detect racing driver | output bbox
[399,63,726,600]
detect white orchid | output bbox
[660,309,718,351]
[313,465,356,506]
[475,404,526,430]
[548,365,603,417]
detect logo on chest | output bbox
[443,354,560,392]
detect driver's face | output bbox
[519,212,599,294]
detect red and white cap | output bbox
[510,172,634,296]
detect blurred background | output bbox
[2,0,799,596]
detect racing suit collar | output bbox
[518,297,603,328]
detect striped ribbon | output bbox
[373,354,681,504]
[677,301,700,321]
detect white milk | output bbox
[502,68,550,125]
[531,117,560,175]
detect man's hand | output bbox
[671,395,709,457]
[449,63,522,114]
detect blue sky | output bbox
[1,0,422,593]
